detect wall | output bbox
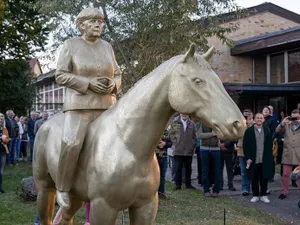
[208,12,300,83]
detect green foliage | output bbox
[36,0,241,91]
[0,60,36,115]
[0,0,49,59]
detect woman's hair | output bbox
[76,8,104,34]
[0,113,6,128]
[20,116,28,123]
[262,106,271,114]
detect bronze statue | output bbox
[33,11,246,223]
[54,8,121,208]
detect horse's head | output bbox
[168,44,246,140]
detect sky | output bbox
[236,0,300,14]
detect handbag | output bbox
[272,138,278,157]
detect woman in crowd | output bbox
[262,106,278,136]
[19,116,28,161]
[0,113,10,194]
[279,109,286,122]
[13,115,22,163]
[262,106,278,185]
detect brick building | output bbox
[208,2,300,115]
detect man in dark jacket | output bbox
[5,110,19,165]
[27,111,37,162]
[155,129,172,199]
[170,114,196,190]
[198,124,220,197]
[220,140,237,191]
[243,113,273,203]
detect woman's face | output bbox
[81,18,103,39]
[262,107,270,117]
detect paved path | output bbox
[166,156,300,224]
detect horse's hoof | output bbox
[56,190,71,209]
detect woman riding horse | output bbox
[54,8,121,208]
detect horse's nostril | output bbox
[232,120,241,134]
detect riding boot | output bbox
[56,138,83,209]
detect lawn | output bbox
[0,162,285,225]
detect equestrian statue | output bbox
[33,8,246,225]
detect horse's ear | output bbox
[202,46,215,61]
[182,43,196,63]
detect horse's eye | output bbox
[194,78,204,85]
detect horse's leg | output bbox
[61,195,84,225]
[37,186,56,225]
[90,198,118,225]
[129,194,158,225]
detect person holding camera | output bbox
[0,113,10,194]
[276,109,300,200]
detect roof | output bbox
[218,2,300,24]
[28,58,43,76]
[235,26,300,45]
[32,69,55,85]
[224,82,300,96]
[231,26,300,55]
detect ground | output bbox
[0,161,293,225]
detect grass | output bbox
[0,162,285,225]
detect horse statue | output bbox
[33,44,246,225]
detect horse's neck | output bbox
[116,75,174,159]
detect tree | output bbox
[0,0,49,59]
[36,0,241,91]
[0,60,35,115]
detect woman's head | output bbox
[20,116,28,124]
[76,8,104,36]
[14,115,19,122]
[262,106,271,117]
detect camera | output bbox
[289,117,298,121]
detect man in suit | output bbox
[54,8,121,208]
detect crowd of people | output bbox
[0,104,299,223]
[155,104,300,204]
[0,110,50,195]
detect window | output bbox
[288,51,300,82]
[59,88,64,103]
[270,53,284,83]
[254,56,267,83]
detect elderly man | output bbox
[55,8,121,208]
[170,114,197,190]
[276,109,300,200]
[5,110,18,165]
[34,112,49,135]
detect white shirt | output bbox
[181,118,187,131]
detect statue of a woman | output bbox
[55,8,121,208]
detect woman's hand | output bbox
[89,77,115,94]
